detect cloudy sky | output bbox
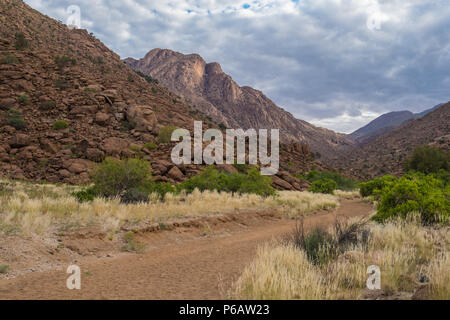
[25,0,450,133]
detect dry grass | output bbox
[0,179,339,236]
[229,216,449,300]
[334,190,361,200]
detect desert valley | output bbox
[0,0,448,303]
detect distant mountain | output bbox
[338,103,450,179]
[124,49,355,162]
[349,104,445,145]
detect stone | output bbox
[95,112,109,125]
[167,166,184,181]
[85,148,105,162]
[126,105,158,132]
[101,137,129,156]
[8,134,30,148]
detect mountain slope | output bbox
[349,104,444,145]
[0,0,322,190]
[338,102,450,179]
[124,49,355,162]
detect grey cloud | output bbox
[24,0,450,133]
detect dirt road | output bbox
[0,199,373,300]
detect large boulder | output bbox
[167,166,184,181]
[126,105,158,132]
[8,134,30,148]
[101,137,129,156]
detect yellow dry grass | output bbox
[0,179,339,236]
[229,216,449,300]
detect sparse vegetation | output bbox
[17,94,30,105]
[14,32,29,50]
[5,108,26,130]
[39,100,56,111]
[0,54,19,64]
[0,265,10,274]
[158,125,178,143]
[143,142,158,150]
[53,120,69,130]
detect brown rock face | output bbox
[126,105,158,132]
[125,49,355,162]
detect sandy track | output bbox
[0,199,372,300]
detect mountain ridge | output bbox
[124,48,356,162]
[349,104,444,145]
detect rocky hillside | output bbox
[349,104,444,145]
[0,0,323,191]
[338,102,450,179]
[124,49,355,162]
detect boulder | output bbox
[85,148,105,162]
[95,112,109,125]
[126,105,158,132]
[8,134,30,148]
[101,137,129,156]
[271,175,294,190]
[167,166,184,181]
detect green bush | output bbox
[372,174,449,224]
[359,175,397,198]
[17,95,30,105]
[5,109,26,130]
[14,33,29,50]
[144,142,158,150]
[304,170,358,191]
[178,166,276,197]
[73,187,96,203]
[40,100,56,110]
[53,120,69,130]
[54,55,76,70]
[158,125,178,143]
[92,158,152,198]
[0,55,19,64]
[403,145,449,174]
[309,178,338,194]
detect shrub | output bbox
[14,32,29,50]
[373,175,450,224]
[17,95,30,105]
[158,125,178,143]
[5,109,26,130]
[403,145,449,174]
[54,77,69,90]
[120,188,149,204]
[144,142,158,150]
[359,175,397,198]
[0,55,19,64]
[39,100,56,111]
[135,70,158,84]
[178,166,276,197]
[309,178,338,194]
[305,170,358,191]
[287,217,368,265]
[54,55,76,70]
[0,265,10,274]
[72,187,96,203]
[53,120,69,130]
[92,158,152,198]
